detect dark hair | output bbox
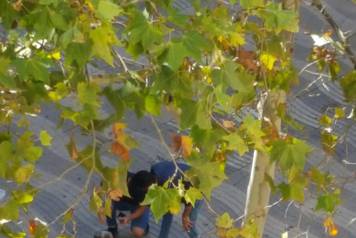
[128,170,156,203]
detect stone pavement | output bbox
[3,0,356,237]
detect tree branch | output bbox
[311,0,356,69]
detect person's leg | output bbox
[106,200,132,238]
[187,200,203,238]
[130,206,150,238]
[158,213,174,238]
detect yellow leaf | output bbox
[230,32,245,46]
[260,53,277,70]
[324,216,338,237]
[15,164,34,183]
[281,231,288,238]
[48,51,61,60]
[181,135,193,158]
[112,122,126,135]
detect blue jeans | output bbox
[158,200,202,238]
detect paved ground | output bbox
[2,0,356,237]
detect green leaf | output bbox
[15,164,34,184]
[48,10,67,30]
[145,95,161,115]
[65,42,91,66]
[62,209,73,224]
[340,70,356,102]
[142,185,181,221]
[89,24,119,66]
[77,82,100,107]
[240,115,265,151]
[270,138,311,171]
[0,141,13,177]
[0,200,19,220]
[97,0,122,21]
[12,190,35,204]
[240,0,264,9]
[89,190,103,212]
[104,197,112,217]
[278,182,302,202]
[196,101,212,129]
[164,42,188,70]
[316,190,341,213]
[321,131,338,154]
[179,99,197,129]
[223,133,249,156]
[126,10,163,53]
[319,114,332,127]
[184,187,203,206]
[186,158,227,198]
[39,130,52,146]
[334,107,345,119]
[260,3,299,33]
[15,58,50,82]
[216,212,233,229]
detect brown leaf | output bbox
[28,219,36,235]
[67,136,78,160]
[222,120,235,129]
[236,48,259,72]
[172,134,182,153]
[111,142,130,161]
[171,134,193,158]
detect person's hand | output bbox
[118,215,131,225]
[97,207,106,224]
[182,215,193,231]
[108,189,122,201]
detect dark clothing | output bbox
[106,200,150,238]
[150,161,190,186]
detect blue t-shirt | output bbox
[150,161,189,186]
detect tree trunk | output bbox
[243,1,299,236]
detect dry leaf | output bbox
[222,120,235,129]
[172,134,182,153]
[172,134,193,158]
[111,142,130,161]
[236,48,259,72]
[324,216,338,237]
[28,219,36,235]
[67,136,78,160]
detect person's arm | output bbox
[182,204,193,231]
[119,205,147,224]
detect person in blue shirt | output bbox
[100,161,201,238]
[150,161,202,238]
